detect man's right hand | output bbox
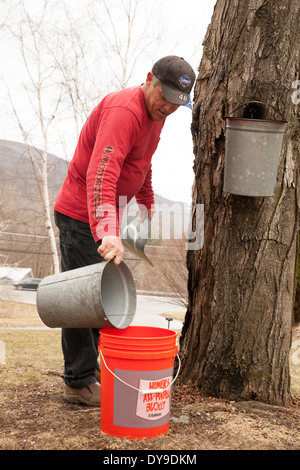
[97,236,124,265]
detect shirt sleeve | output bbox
[86,106,138,241]
[135,164,155,212]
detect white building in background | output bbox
[0,267,33,284]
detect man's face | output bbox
[142,72,180,121]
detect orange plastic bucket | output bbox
[98,326,179,439]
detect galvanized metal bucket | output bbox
[121,215,153,266]
[36,261,136,329]
[223,114,287,197]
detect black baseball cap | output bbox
[152,55,196,105]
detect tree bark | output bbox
[180,0,300,405]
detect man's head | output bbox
[142,55,196,121]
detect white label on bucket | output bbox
[136,376,172,420]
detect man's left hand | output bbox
[98,236,124,265]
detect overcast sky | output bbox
[0,0,216,205]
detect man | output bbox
[54,55,195,406]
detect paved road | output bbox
[132,295,184,329]
[0,284,37,304]
[0,285,185,330]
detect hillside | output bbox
[0,140,68,194]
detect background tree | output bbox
[180,0,300,406]
[7,1,61,274]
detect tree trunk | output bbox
[180,0,300,406]
[41,151,60,275]
[294,231,300,323]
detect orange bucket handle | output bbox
[99,349,181,394]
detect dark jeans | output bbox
[54,210,104,389]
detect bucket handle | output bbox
[226,101,286,122]
[99,349,181,395]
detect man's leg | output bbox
[54,211,103,405]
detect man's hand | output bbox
[98,236,124,265]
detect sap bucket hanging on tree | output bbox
[36,261,136,329]
[98,326,179,439]
[223,102,287,197]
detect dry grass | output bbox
[0,300,300,451]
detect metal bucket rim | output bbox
[99,261,136,327]
[225,116,287,124]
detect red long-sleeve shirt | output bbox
[54,86,164,241]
